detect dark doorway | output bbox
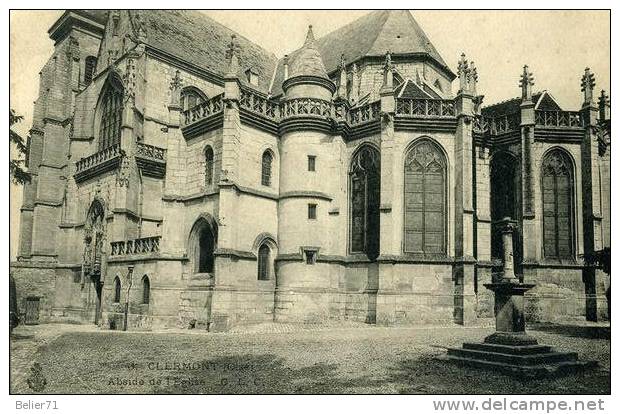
[24,297,40,325]
[349,146,381,261]
[198,227,215,273]
[490,152,522,273]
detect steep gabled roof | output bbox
[135,10,278,92]
[271,10,452,95]
[482,91,562,118]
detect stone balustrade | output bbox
[75,143,122,174]
[395,98,456,118]
[182,93,224,126]
[535,110,582,128]
[110,236,161,256]
[136,142,166,160]
[488,112,521,135]
[280,97,333,119]
[239,87,279,121]
[348,101,381,125]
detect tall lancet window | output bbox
[542,149,574,259]
[403,139,447,255]
[261,150,273,186]
[204,146,214,186]
[349,145,380,260]
[98,80,123,151]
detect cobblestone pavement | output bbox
[10,324,100,394]
[9,321,610,394]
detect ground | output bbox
[10,322,610,394]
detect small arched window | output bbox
[84,56,97,85]
[205,146,214,186]
[257,243,271,281]
[181,87,207,112]
[261,150,273,186]
[113,276,121,303]
[98,80,124,151]
[142,275,150,304]
[542,149,574,259]
[403,139,447,255]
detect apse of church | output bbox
[11,10,611,331]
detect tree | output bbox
[9,109,31,185]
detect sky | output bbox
[8,10,611,259]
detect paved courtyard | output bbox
[10,322,610,394]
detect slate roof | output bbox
[395,78,441,99]
[482,91,562,118]
[70,10,278,92]
[288,26,329,80]
[133,10,278,92]
[271,10,452,96]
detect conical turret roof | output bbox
[288,25,329,79]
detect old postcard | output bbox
[7,7,612,406]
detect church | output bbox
[11,10,611,331]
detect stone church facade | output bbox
[11,10,611,331]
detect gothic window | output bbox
[403,140,446,255]
[349,145,381,260]
[261,150,273,186]
[141,275,150,304]
[257,243,270,281]
[113,276,121,303]
[181,87,206,112]
[84,56,97,85]
[98,81,123,151]
[204,146,214,186]
[542,149,574,259]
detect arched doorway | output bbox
[490,152,522,274]
[189,216,218,274]
[349,145,381,261]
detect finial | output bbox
[283,54,289,80]
[382,50,394,91]
[470,61,478,96]
[598,89,610,122]
[226,34,239,77]
[519,65,535,101]
[340,54,346,71]
[304,25,316,46]
[457,53,470,94]
[581,67,596,105]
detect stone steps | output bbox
[440,354,598,379]
[447,347,578,365]
[463,342,553,355]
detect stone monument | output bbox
[444,217,597,378]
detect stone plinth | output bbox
[442,217,598,378]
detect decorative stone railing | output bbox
[240,88,279,121]
[75,144,122,174]
[110,236,161,256]
[395,98,456,118]
[182,93,224,126]
[280,97,333,119]
[488,112,521,135]
[535,110,582,128]
[136,142,166,161]
[348,101,381,125]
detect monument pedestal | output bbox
[443,218,597,378]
